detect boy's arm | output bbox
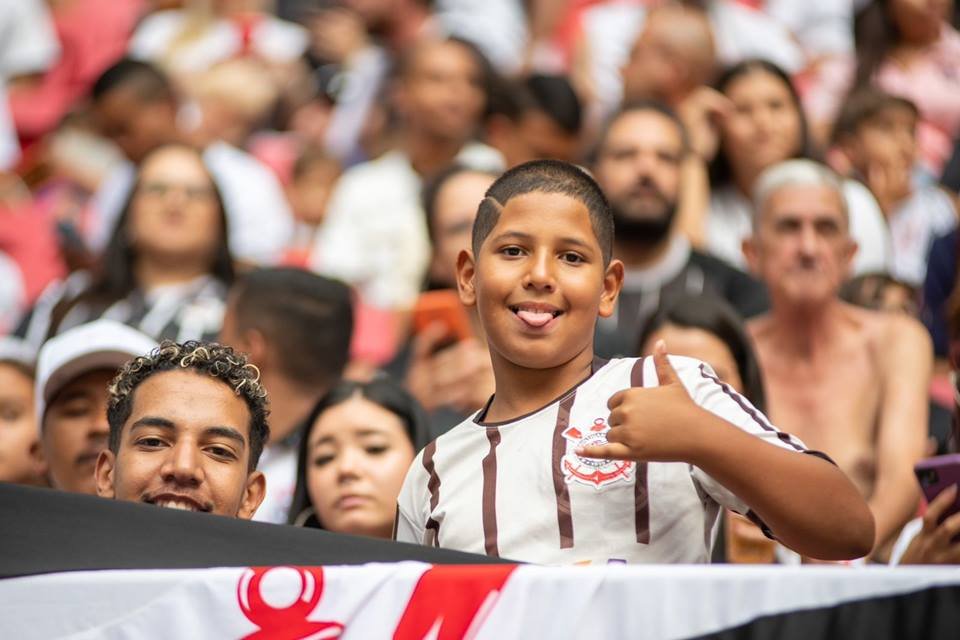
[868,315,929,556]
[578,343,875,561]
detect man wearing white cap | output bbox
[35,319,157,495]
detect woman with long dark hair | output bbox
[637,293,765,411]
[702,59,891,277]
[288,377,429,539]
[21,143,233,346]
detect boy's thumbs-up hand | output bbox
[576,341,706,463]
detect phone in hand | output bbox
[915,454,960,526]
[411,290,472,353]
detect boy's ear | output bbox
[598,258,625,318]
[456,249,478,307]
[95,450,116,499]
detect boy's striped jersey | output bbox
[395,356,821,564]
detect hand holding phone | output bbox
[915,454,960,526]
[411,290,472,353]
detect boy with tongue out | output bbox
[394,159,874,564]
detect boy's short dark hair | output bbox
[107,341,270,472]
[92,58,174,104]
[831,87,918,144]
[471,159,614,265]
[230,268,354,388]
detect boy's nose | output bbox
[523,251,556,291]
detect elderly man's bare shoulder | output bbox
[841,303,932,366]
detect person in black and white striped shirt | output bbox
[395,159,874,564]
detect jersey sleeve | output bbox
[394,449,429,545]
[664,356,826,529]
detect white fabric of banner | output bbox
[1,563,958,639]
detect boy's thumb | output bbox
[654,340,679,386]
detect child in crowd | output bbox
[833,88,958,287]
[0,338,45,487]
[395,160,874,564]
[282,146,342,267]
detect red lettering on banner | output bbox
[393,565,517,640]
[237,567,344,640]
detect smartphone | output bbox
[411,290,472,352]
[914,454,960,525]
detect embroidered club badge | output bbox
[561,418,635,489]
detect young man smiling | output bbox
[395,160,875,564]
[95,341,269,518]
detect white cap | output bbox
[35,320,158,431]
[0,336,35,369]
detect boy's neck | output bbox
[482,346,597,423]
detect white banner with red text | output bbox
[1,563,959,639]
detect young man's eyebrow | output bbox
[51,388,95,405]
[203,426,247,446]
[130,416,176,431]
[129,419,246,447]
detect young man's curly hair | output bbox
[107,340,270,471]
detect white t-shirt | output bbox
[252,440,299,525]
[888,186,957,286]
[396,356,816,565]
[88,141,294,265]
[705,180,893,276]
[129,10,309,75]
[0,0,60,170]
[311,144,503,309]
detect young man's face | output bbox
[42,368,115,495]
[95,369,265,518]
[744,184,856,306]
[457,191,622,370]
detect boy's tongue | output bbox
[517,309,554,327]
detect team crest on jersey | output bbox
[561,418,635,489]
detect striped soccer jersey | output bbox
[395,356,817,565]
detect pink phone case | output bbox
[915,454,960,523]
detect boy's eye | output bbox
[365,445,389,456]
[561,252,585,264]
[500,246,524,257]
[136,437,166,448]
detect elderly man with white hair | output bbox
[743,159,931,562]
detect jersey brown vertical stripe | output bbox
[551,393,577,549]
[630,358,651,544]
[422,441,441,546]
[481,428,502,557]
